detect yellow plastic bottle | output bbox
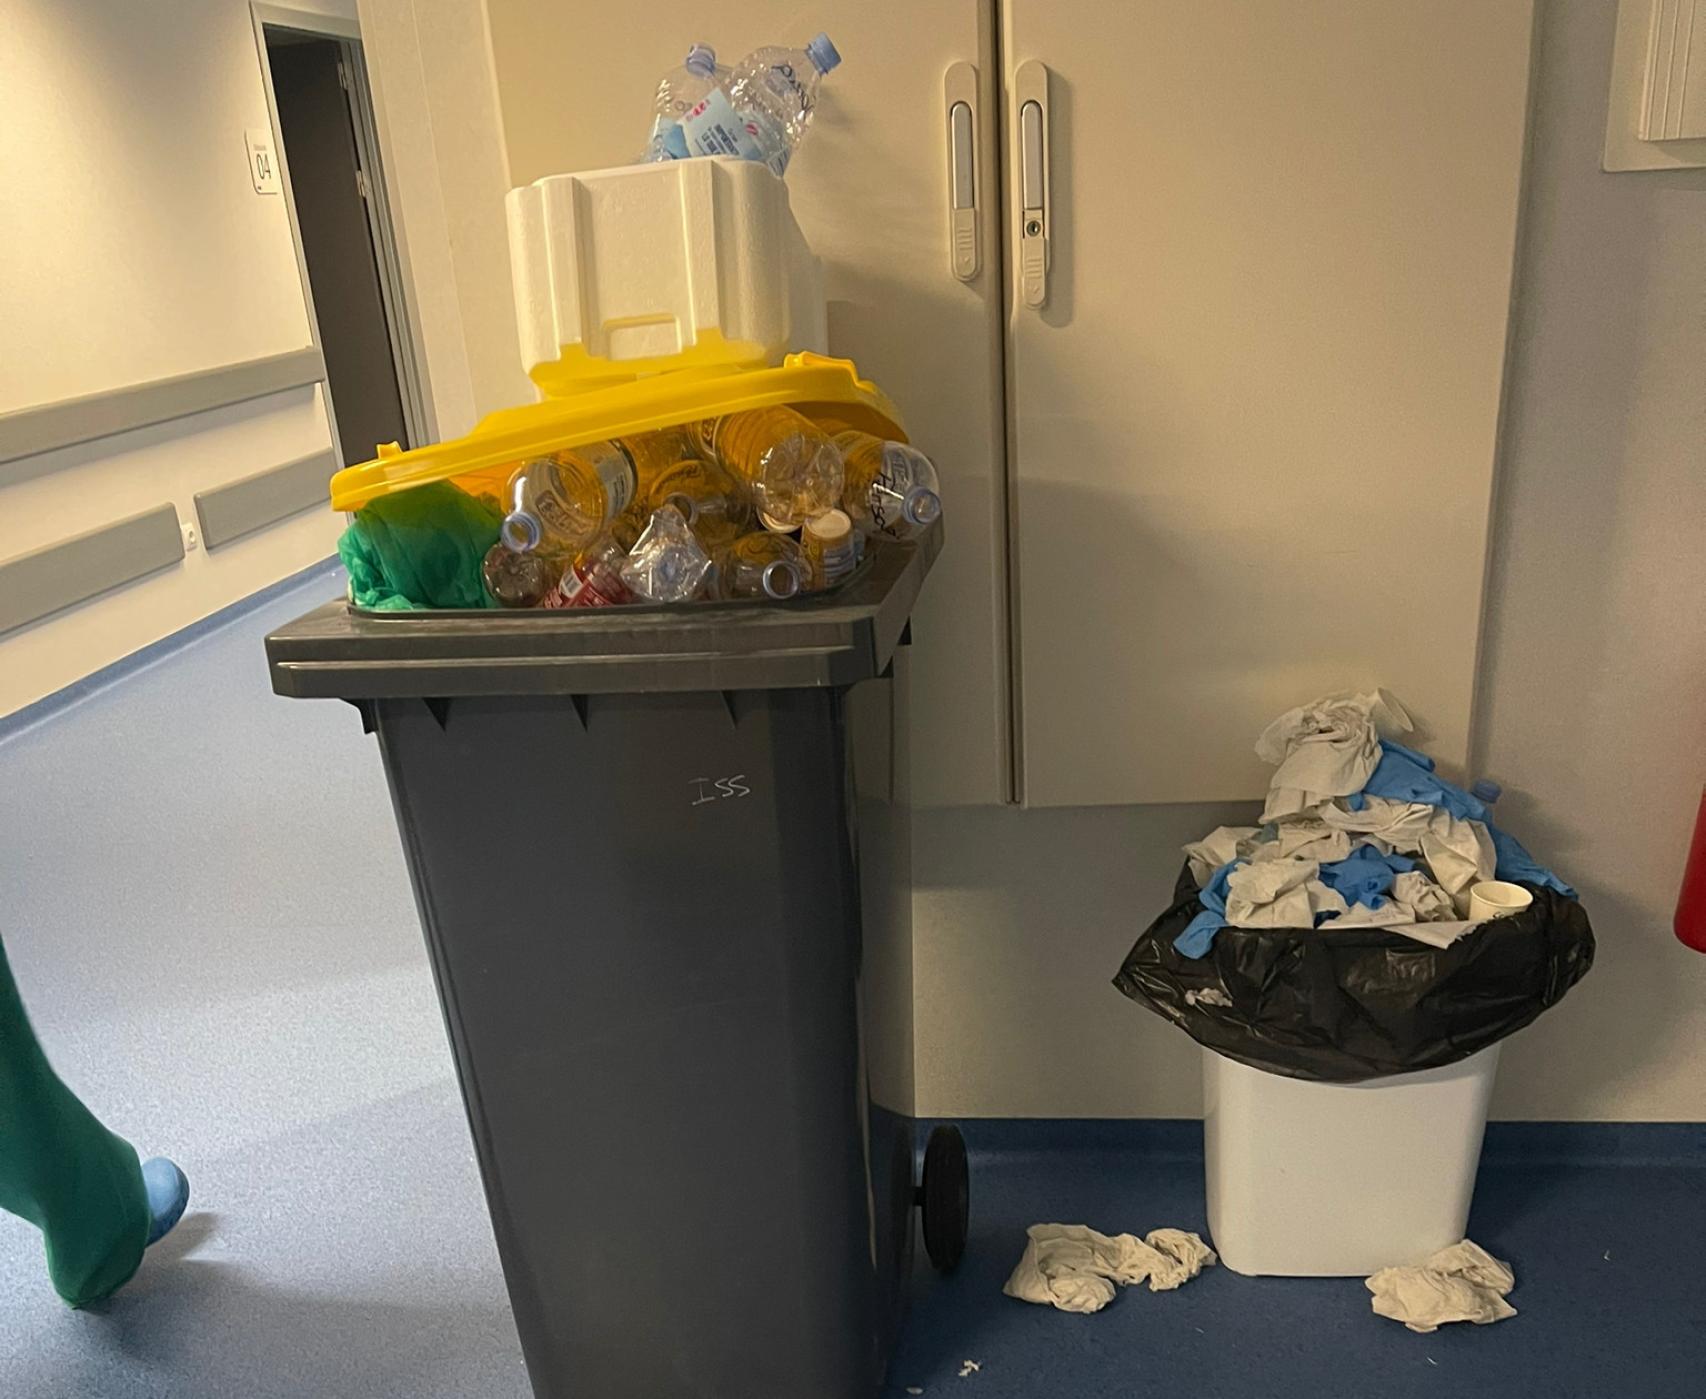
[833,430,943,540]
[703,407,844,530]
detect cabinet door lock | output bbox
[1015,60,1051,309]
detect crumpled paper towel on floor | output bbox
[1367,1240,1517,1333]
[1004,1223,1217,1314]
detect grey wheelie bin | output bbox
[264,525,965,1399]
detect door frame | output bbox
[249,3,436,459]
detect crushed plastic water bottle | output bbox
[682,33,841,177]
[639,44,728,163]
[620,505,713,603]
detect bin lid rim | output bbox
[265,522,941,699]
[330,352,908,512]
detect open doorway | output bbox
[252,7,427,465]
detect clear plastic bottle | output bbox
[639,44,728,163]
[702,406,844,530]
[682,33,841,177]
[481,542,561,608]
[619,504,714,603]
[712,531,807,601]
[544,534,635,608]
[800,508,857,590]
[500,442,638,559]
[646,455,753,550]
[832,430,943,541]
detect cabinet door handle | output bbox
[1014,59,1050,309]
[945,62,980,282]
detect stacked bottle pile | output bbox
[640,35,842,178]
[479,408,942,608]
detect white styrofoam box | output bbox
[505,159,826,392]
[1204,1045,1501,1277]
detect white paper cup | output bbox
[1469,880,1534,922]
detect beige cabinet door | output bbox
[1003,0,1533,805]
[486,0,1012,807]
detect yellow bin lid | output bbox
[330,352,907,513]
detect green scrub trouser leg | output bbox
[0,935,150,1307]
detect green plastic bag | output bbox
[338,482,503,611]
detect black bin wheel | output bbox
[917,1124,969,1273]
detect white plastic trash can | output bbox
[1203,1044,1501,1276]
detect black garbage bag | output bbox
[1113,865,1594,1083]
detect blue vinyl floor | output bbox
[885,1122,1706,1399]
[2,566,1702,1398]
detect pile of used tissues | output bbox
[1175,691,1573,958]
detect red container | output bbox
[1675,787,1706,953]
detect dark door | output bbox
[267,36,408,463]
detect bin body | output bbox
[267,534,937,1399]
[1203,1044,1500,1276]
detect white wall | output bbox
[0,0,529,719]
[356,0,531,437]
[0,0,345,715]
[0,396,342,712]
[0,3,315,409]
[913,0,1706,1122]
[1470,0,1706,1120]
